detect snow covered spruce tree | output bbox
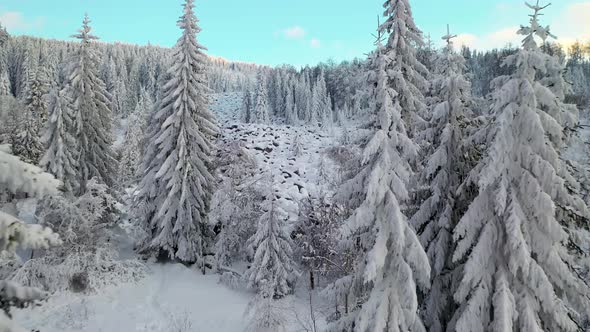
[0,70,11,96]
[135,0,218,267]
[0,144,61,331]
[10,108,44,165]
[25,69,49,124]
[284,81,298,125]
[410,26,473,332]
[244,181,297,332]
[119,90,150,186]
[241,87,253,123]
[67,15,117,192]
[311,70,332,126]
[40,88,79,195]
[251,72,270,124]
[10,64,48,165]
[450,3,590,331]
[327,29,430,331]
[244,182,297,297]
[378,0,430,137]
[0,23,8,48]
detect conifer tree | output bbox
[0,23,8,48]
[67,15,117,192]
[119,94,149,186]
[0,70,10,96]
[11,109,44,165]
[241,88,253,123]
[284,84,297,125]
[25,69,49,125]
[135,0,218,266]
[40,88,79,194]
[410,26,473,332]
[450,3,590,331]
[18,48,37,101]
[252,73,270,124]
[379,0,429,137]
[311,71,332,126]
[244,182,297,297]
[328,26,429,331]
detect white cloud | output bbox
[310,38,321,48]
[282,26,305,39]
[486,26,521,48]
[552,2,590,49]
[454,2,590,51]
[453,33,478,48]
[452,27,520,50]
[0,11,44,31]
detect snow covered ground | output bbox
[16,264,251,332]
[13,92,342,332]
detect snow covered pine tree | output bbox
[450,2,590,331]
[327,2,430,329]
[135,0,218,269]
[67,15,117,193]
[410,26,474,332]
[244,181,297,332]
[41,88,79,195]
[378,0,430,139]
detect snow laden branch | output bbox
[0,146,61,332]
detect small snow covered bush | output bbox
[167,309,194,332]
[12,178,146,293]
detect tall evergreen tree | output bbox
[450,3,590,331]
[0,23,8,48]
[119,93,150,186]
[18,48,37,101]
[379,0,429,137]
[25,68,49,124]
[284,83,297,125]
[40,88,79,194]
[311,71,332,126]
[244,182,297,297]
[67,15,117,192]
[410,26,473,332]
[328,29,429,331]
[135,0,218,266]
[0,70,11,96]
[252,73,270,124]
[11,108,44,165]
[241,87,253,123]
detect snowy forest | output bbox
[1,0,590,331]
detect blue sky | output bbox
[1,0,589,67]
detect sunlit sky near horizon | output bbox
[1,0,589,67]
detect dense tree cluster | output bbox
[0,0,589,331]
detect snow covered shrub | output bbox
[293,196,341,289]
[218,270,245,290]
[244,281,288,332]
[12,178,145,293]
[165,309,193,332]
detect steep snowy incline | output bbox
[211,92,353,222]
